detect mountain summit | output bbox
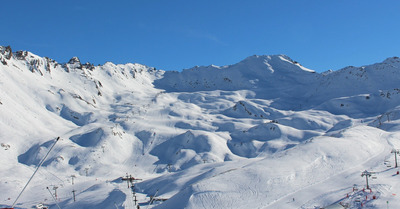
[154,54,317,94]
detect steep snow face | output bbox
[2,46,400,209]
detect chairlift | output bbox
[36,203,48,209]
[372,176,377,179]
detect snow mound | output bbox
[150,130,229,171]
[70,128,105,147]
[222,100,269,118]
[59,105,95,126]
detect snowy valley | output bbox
[1,45,400,209]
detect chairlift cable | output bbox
[46,187,62,209]
[11,137,60,208]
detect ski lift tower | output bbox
[122,174,142,205]
[391,149,400,168]
[361,170,375,190]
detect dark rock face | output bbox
[15,50,28,60]
[0,46,12,65]
[68,56,82,70]
[3,46,12,60]
[82,62,95,70]
[68,56,81,64]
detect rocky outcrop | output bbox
[0,46,12,65]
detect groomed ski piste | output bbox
[1,45,400,208]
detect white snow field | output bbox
[1,45,400,208]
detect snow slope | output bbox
[1,45,400,208]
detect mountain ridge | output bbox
[2,46,400,208]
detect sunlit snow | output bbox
[1,46,400,209]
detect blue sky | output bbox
[2,0,400,72]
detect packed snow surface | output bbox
[1,45,400,208]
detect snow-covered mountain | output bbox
[1,45,400,209]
